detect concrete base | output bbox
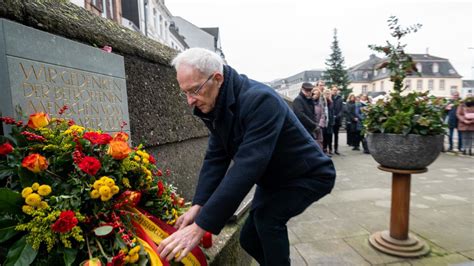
[369,230,430,257]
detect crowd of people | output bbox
[293,81,474,157]
[293,81,371,157]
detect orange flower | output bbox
[27,112,50,129]
[107,140,131,160]
[113,132,129,142]
[22,154,48,173]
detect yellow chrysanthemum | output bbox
[141,152,150,160]
[37,185,52,196]
[25,193,42,207]
[99,186,111,196]
[93,180,104,190]
[21,187,33,198]
[105,178,115,187]
[100,194,112,201]
[63,125,85,135]
[136,150,144,156]
[133,155,141,162]
[22,205,34,214]
[31,183,40,191]
[90,190,100,199]
[142,158,149,164]
[100,176,109,182]
[111,185,119,194]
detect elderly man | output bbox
[293,82,317,138]
[158,48,335,266]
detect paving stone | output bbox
[459,250,474,260]
[290,246,307,266]
[290,219,369,242]
[289,204,339,225]
[410,253,472,265]
[294,239,370,265]
[344,235,407,265]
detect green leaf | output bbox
[62,247,78,266]
[4,235,37,266]
[0,218,20,243]
[18,167,35,188]
[93,225,114,237]
[0,188,23,216]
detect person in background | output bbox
[456,94,474,156]
[321,88,335,156]
[445,91,463,152]
[331,86,343,155]
[357,94,370,154]
[345,93,357,148]
[158,48,336,265]
[312,88,325,148]
[293,82,317,139]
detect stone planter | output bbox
[367,133,444,170]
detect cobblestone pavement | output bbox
[285,133,474,266]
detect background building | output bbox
[270,70,324,100]
[348,53,463,97]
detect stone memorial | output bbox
[0,19,130,135]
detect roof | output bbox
[463,80,474,88]
[201,27,219,39]
[350,53,462,82]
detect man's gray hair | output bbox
[171,48,224,75]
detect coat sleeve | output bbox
[456,105,466,123]
[293,97,317,131]
[194,93,286,234]
[192,133,231,206]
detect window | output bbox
[374,69,378,76]
[439,80,445,90]
[382,68,386,74]
[380,81,384,91]
[363,72,368,79]
[450,86,458,95]
[91,0,103,12]
[362,85,368,94]
[153,9,158,33]
[428,80,434,91]
[416,63,422,73]
[432,63,439,73]
[372,83,376,92]
[417,80,423,90]
[405,79,411,90]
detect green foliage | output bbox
[322,28,351,98]
[364,16,446,136]
[4,235,37,266]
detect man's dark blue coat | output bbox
[193,65,336,234]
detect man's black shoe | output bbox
[334,151,340,155]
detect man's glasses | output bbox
[182,73,214,98]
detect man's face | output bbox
[176,64,220,114]
[331,87,339,96]
[452,93,460,100]
[302,89,313,99]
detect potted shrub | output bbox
[363,16,446,170]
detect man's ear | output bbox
[214,72,224,83]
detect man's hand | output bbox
[157,223,206,262]
[175,204,202,230]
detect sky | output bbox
[166,0,473,82]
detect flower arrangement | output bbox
[363,16,446,136]
[0,108,199,265]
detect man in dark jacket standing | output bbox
[158,48,336,266]
[293,82,318,138]
[446,91,462,151]
[331,86,344,155]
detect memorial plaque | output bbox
[0,19,130,135]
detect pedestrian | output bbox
[345,93,357,148]
[456,94,474,156]
[322,88,335,156]
[331,86,343,155]
[157,48,336,266]
[312,88,324,148]
[293,82,318,139]
[445,91,463,152]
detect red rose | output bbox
[78,156,101,176]
[157,180,164,197]
[0,142,13,156]
[83,132,112,145]
[51,210,78,233]
[149,154,156,165]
